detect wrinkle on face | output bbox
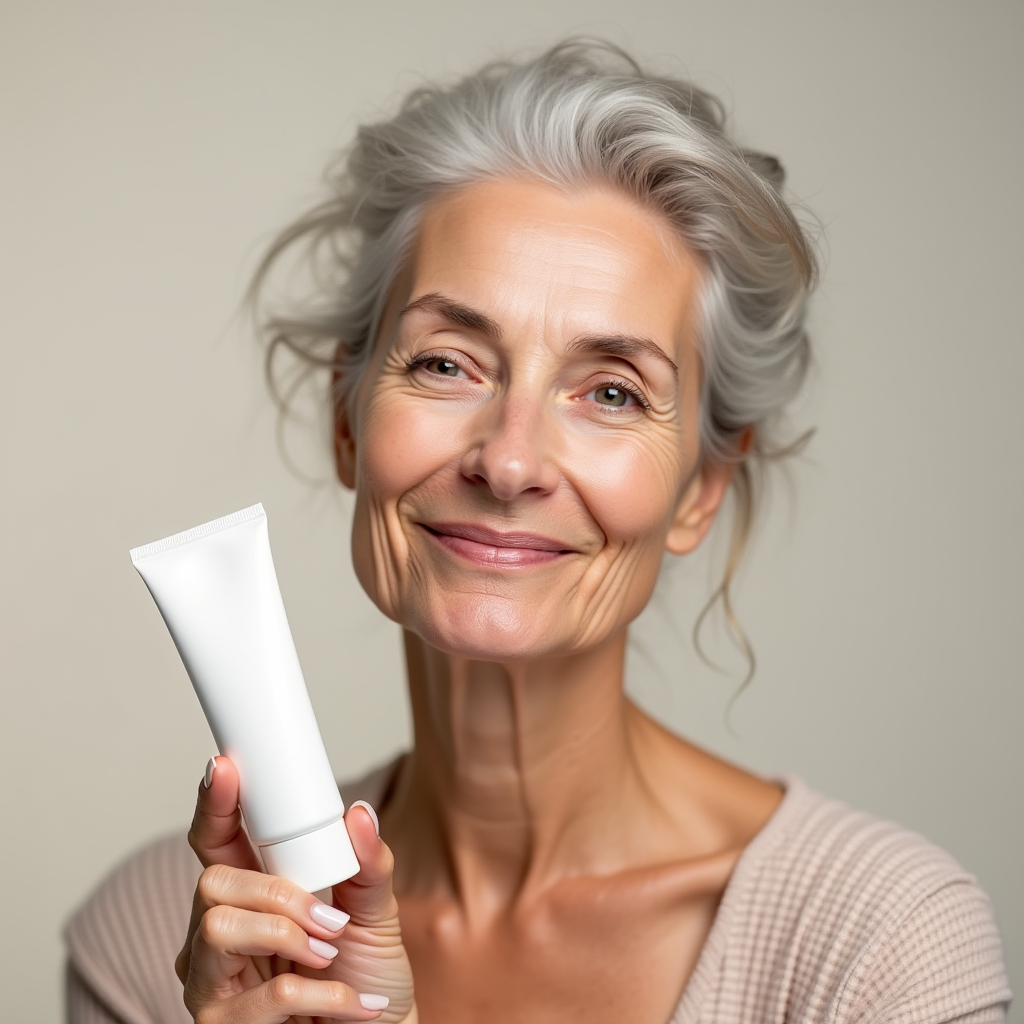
[346,177,708,661]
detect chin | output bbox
[403,594,568,662]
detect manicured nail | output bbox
[359,993,389,1010]
[203,757,217,789]
[350,800,379,837]
[310,902,350,930]
[308,935,339,959]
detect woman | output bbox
[65,41,1010,1024]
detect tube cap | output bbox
[258,817,360,893]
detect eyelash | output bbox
[406,352,651,411]
[596,377,651,411]
[406,351,467,375]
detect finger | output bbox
[188,755,262,872]
[193,863,352,940]
[332,803,399,929]
[188,973,389,1024]
[187,904,340,996]
[178,858,351,985]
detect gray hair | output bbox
[252,39,818,679]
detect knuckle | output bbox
[263,874,295,909]
[173,943,190,985]
[268,913,295,943]
[326,980,351,1007]
[265,973,302,1007]
[196,863,233,902]
[193,1005,219,1024]
[198,904,233,945]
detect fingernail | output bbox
[350,800,379,837]
[359,993,389,1010]
[203,756,217,789]
[310,902,350,930]
[308,935,339,959]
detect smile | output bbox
[418,522,574,568]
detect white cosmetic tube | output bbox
[130,503,359,892]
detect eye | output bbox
[582,379,649,411]
[593,385,632,407]
[424,357,464,377]
[407,353,471,379]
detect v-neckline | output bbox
[342,757,805,1024]
[671,775,805,1022]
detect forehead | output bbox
[408,178,704,353]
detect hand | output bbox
[175,756,417,1023]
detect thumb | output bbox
[187,755,262,872]
[333,802,399,928]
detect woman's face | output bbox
[339,177,731,661]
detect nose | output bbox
[460,393,561,501]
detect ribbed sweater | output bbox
[64,766,1012,1023]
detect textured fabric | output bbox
[65,767,1012,1024]
[65,764,396,1024]
[673,777,1011,1024]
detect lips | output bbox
[418,522,574,567]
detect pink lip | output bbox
[419,522,573,567]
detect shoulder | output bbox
[65,831,199,1024]
[686,779,1012,1023]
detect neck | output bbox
[387,628,664,917]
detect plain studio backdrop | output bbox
[1,2,1021,1020]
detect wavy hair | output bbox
[250,39,818,682]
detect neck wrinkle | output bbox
[395,627,645,917]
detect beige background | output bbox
[2,2,1021,1020]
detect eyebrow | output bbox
[566,335,679,380]
[399,291,679,380]
[398,293,503,340]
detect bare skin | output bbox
[180,178,782,1023]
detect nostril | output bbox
[459,407,560,499]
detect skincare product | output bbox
[130,503,359,892]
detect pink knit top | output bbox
[65,766,1011,1023]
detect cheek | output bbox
[356,392,463,497]
[566,430,686,545]
[350,392,469,619]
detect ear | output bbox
[665,459,734,556]
[332,368,357,490]
[665,428,752,556]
